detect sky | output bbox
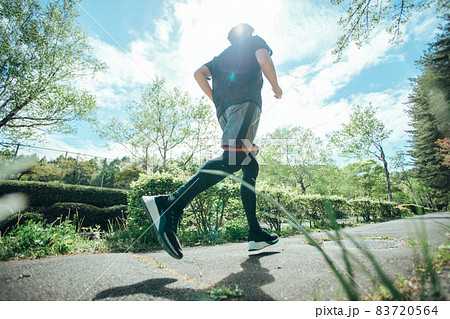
[20,0,443,166]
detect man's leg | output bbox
[168,150,248,213]
[142,150,247,259]
[241,154,279,252]
[240,152,262,233]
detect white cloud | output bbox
[256,26,402,138]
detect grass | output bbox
[0,218,110,260]
[209,284,243,300]
[366,242,449,301]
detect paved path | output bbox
[0,212,448,301]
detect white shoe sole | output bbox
[142,196,161,231]
[248,237,279,252]
[141,196,183,259]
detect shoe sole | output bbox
[142,196,183,259]
[248,237,279,252]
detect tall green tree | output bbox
[260,126,329,194]
[0,0,103,143]
[308,164,349,196]
[330,104,394,201]
[97,77,218,170]
[344,159,387,199]
[407,15,450,207]
[330,0,449,60]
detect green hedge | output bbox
[0,180,128,207]
[124,174,434,245]
[0,203,128,234]
[45,203,128,230]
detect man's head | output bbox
[227,23,254,44]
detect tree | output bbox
[60,156,98,185]
[436,137,450,167]
[309,164,355,197]
[260,126,329,194]
[329,104,394,201]
[17,156,61,182]
[344,160,387,199]
[330,0,449,60]
[97,77,218,170]
[390,149,419,204]
[407,15,450,207]
[114,161,144,189]
[0,0,103,143]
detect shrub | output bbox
[222,217,249,242]
[349,199,374,221]
[402,204,426,215]
[393,205,414,218]
[256,184,293,231]
[185,182,240,236]
[126,172,185,245]
[0,211,45,235]
[44,203,128,231]
[0,180,128,208]
[125,174,435,246]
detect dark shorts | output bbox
[218,101,260,151]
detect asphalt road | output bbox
[0,212,448,301]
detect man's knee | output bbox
[242,154,259,179]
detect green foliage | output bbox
[0,0,104,142]
[330,104,394,201]
[209,284,243,300]
[0,180,128,207]
[221,217,249,242]
[126,172,185,245]
[0,219,76,260]
[350,198,397,220]
[0,203,128,234]
[185,182,240,237]
[127,172,246,245]
[0,211,44,234]
[259,126,329,194]
[330,0,446,60]
[126,174,434,247]
[407,15,450,208]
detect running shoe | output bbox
[141,195,183,259]
[248,229,279,252]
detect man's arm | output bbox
[255,48,282,99]
[194,65,213,102]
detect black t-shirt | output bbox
[204,36,272,118]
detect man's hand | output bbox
[272,86,282,99]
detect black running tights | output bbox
[169,150,261,232]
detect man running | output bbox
[142,23,283,259]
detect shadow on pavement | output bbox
[93,251,279,301]
[93,277,207,301]
[213,251,278,300]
